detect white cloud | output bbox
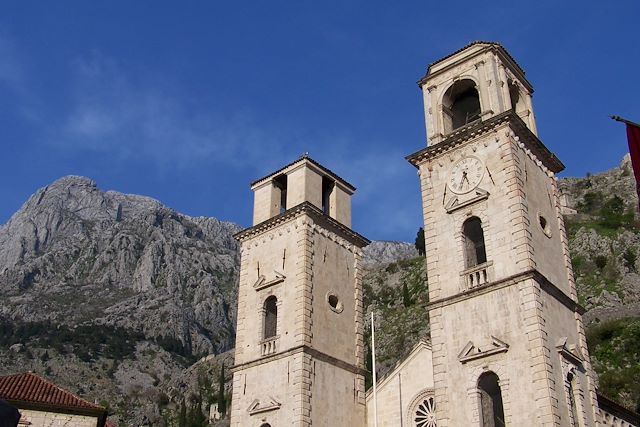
[52,51,290,170]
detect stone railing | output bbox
[461,261,493,290]
[261,336,278,356]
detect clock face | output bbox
[448,156,485,194]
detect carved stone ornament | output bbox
[555,337,584,368]
[254,271,286,291]
[247,396,282,415]
[458,336,509,363]
[445,188,489,213]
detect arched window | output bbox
[442,79,481,134]
[260,424,272,427]
[478,372,505,427]
[567,372,580,427]
[463,217,487,268]
[263,296,278,339]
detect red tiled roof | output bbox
[0,372,104,411]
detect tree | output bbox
[364,340,373,390]
[187,397,206,427]
[178,398,187,427]
[218,363,227,417]
[415,227,425,256]
[402,282,413,307]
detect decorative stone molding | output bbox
[406,110,564,174]
[247,397,282,415]
[253,271,286,291]
[234,202,369,248]
[457,335,509,363]
[556,337,585,369]
[444,188,489,213]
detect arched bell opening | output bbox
[442,79,481,134]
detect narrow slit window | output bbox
[567,372,580,427]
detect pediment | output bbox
[556,337,584,367]
[445,188,489,213]
[247,396,282,415]
[458,336,509,363]
[253,271,286,291]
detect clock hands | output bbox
[459,170,469,190]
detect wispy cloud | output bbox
[53,51,289,170]
[0,33,23,88]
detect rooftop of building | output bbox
[0,372,105,412]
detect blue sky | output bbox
[1,1,638,242]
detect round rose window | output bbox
[414,397,437,427]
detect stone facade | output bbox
[407,41,600,426]
[17,409,98,427]
[231,157,368,427]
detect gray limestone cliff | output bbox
[0,176,241,356]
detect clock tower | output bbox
[407,42,601,426]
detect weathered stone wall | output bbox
[18,409,97,427]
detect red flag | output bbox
[626,122,640,209]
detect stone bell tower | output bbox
[407,42,601,426]
[230,155,369,427]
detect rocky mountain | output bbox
[0,176,241,424]
[0,176,240,355]
[362,241,418,266]
[559,155,640,323]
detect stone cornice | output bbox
[231,344,367,377]
[427,268,585,315]
[233,202,370,248]
[406,111,564,173]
